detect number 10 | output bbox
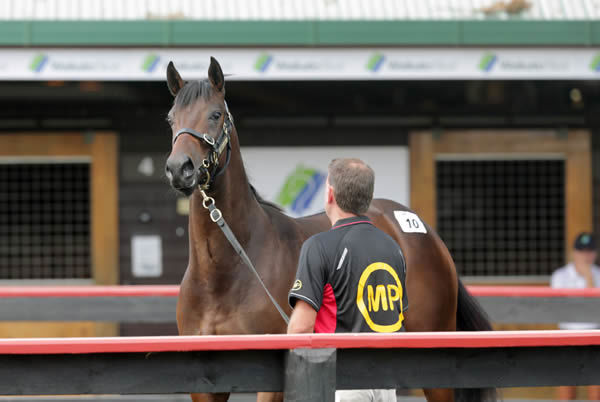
[406,218,420,229]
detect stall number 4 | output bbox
[394,211,427,234]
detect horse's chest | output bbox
[183,288,249,335]
[197,312,241,335]
[182,283,283,335]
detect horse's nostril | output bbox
[181,160,195,178]
[165,164,173,179]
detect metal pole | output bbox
[284,348,336,402]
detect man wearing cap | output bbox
[551,232,600,400]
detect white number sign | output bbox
[394,211,427,234]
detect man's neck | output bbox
[328,210,359,226]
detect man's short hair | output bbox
[328,158,374,215]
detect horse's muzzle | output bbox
[165,155,198,196]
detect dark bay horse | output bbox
[164,57,493,402]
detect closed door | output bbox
[0,132,118,337]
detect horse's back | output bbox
[294,198,451,261]
[368,198,446,254]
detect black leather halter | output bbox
[172,101,233,191]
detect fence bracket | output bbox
[284,347,336,402]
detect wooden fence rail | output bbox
[0,331,598,400]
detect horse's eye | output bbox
[210,112,222,121]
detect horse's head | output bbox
[165,57,230,196]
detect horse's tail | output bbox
[456,278,492,332]
[454,279,497,402]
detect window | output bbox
[437,159,565,277]
[0,162,91,279]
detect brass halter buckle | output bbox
[200,190,223,223]
[199,170,211,191]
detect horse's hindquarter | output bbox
[368,199,458,332]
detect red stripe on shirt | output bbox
[332,220,372,230]
[314,284,337,333]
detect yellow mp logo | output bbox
[292,280,302,291]
[367,284,402,312]
[356,262,404,332]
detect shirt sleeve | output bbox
[288,236,327,311]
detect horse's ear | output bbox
[208,57,225,92]
[167,61,185,97]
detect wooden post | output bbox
[284,348,336,402]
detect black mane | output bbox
[250,185,283,212]
[174,79,214,109]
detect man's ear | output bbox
[167,61,185,97]
[326,184,335,205]
[208,56,225,92]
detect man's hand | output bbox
[573,251,596,288]
[287,300,318,334]
[579,264,596,288]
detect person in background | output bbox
[551,232,600,400]
[287,158,407,402]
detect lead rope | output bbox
[199,189,291,325]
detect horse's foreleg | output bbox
[191,392,230,402]
[257,392,283,402]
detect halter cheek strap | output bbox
[172,129,215,147]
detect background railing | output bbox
[0,285,598,323]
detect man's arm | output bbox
[287,237,326,334]
[287,300,318,334]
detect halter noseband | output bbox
[172,101,233,191]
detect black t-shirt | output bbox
[288,216,408,333]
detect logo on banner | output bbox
[479,52,497,72]
[254,53,273,73]
[30,54,48,73]
[366,53,385,72]
[142,54,160,73]
[276,165,326,215]
[590,53,600,72]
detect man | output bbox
[287,158,407,402]
[551,232,600,400]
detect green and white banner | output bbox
[241,146,409,218]
[1,48,600,80]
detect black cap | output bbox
[574,232,596,251]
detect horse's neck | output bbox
[187,130,264,269]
